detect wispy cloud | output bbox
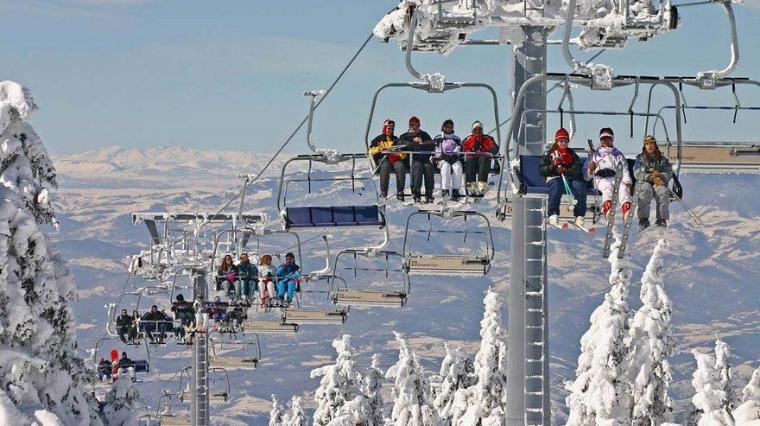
[0,0,126,20]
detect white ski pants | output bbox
[595,177,632,205]
[438,161,463,190]
[258,279,275,299]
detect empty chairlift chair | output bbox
[209,332,262,370]
[330,249,409,308]
[403,210,495,276]
[177,366,231,404]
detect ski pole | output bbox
[560,173,576,206]
[667,186,702,224]
[586,139,601,223]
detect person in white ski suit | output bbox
[583,127,633,218]
[433,119,464,200]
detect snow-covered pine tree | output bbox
[733,367,760,423]
[565,236,633,425]
[628,239,674,425]
[284,396,307,426]
[99,378,140,426]
[690,338,736,425]
[0,80,127,425]
[329,353,386,426]
[432,343,476,423]
[386,331,437,426]
[269,394,285,426]
[310,334,360,426]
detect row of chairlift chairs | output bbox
[123,51,758,424]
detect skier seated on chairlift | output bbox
[217,254,237,297]
[275,252,301,305]
[208,296,230,331]
[97,357,112,382]
[463,120,499,197]
[399,116,435,203]
[140,305,171,344]
[113,351,135,382]
[433,119,464,201]
[235,253,257,305]
[539,128,588,227]
[369,119,407,201]
[171,294,194,339]
[633,135,673,229]
[258,254,276,307]
[584,127,633,222]
[116,308,137,345]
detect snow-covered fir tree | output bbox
[734,367,760,424]
[450,287,508,425]
[565,236,633,425]
[99,378,140,426]
[690,338,736,425]
[282,396,307,426]
[386,331,437,426]
[431,343,476,423]
[329,354,386,426]
[269,394,286,426]
[310,334,360,426]
[0,80,130,425]
[628,239,674,425]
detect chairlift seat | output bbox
[158,414,191,426]
[405,254,490,275]
[669,144,760,171]
[333,290,407,307]
[241,320,299,334]
[285,206,384,229]
[210,356,259,369]
[282,308,347,324]
[132,360,150,373]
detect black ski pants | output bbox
[410,160,434,197]
[464,156,491,184]
[379,159,406,196]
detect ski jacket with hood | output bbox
[583,146,632,185]
[539,143,583,182]
[433,133,462,164]
[633,152,673,185]
[276,262,301,283]
[236,261,258,280]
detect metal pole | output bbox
[191,269,209,426]
[506,26,549,426]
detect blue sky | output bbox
[2,0,759,155]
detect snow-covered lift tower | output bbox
[374,0,684,423]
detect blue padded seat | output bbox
[133,360,150,373]
[519,155,602,195]
[285,206,384,228]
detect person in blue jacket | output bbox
[276,252,301,304]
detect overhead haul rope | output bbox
[205,33,375,225]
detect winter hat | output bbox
[408,116,420,125]
[554,128,570,142]
[599,127,614,139]
[472,121,483,130]
[643,135,658,146]
[441,119,454,131]
[285,252,295,259]
[383,119,395,134]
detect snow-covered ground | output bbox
[52,146,760,425]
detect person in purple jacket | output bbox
[432,119,464,201]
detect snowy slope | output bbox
[51,146,760,425]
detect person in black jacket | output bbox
[140,305,170,343]
[117,352,133,370]
[398,116,435,203]
[115,309,135,344]
[538,128,588,227]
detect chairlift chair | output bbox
[402,209,495,276]
[177,366,231,404]
[241,319,299,334]
[208,331,262,370]
[154,391,190,426]
[329,249,409,308]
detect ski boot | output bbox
[396,192,405,202]
[575,216,585,228]
[441,189,450,199]
[655,219,667,227]
[451,189,461,201]
[602,200,613,220]
[639,218,650,231]
[548,214,559,227]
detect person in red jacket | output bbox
[462,121,499,196]
[538,128,588,227]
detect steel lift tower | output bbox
[374,1,686,423]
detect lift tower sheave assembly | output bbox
[374,0,685,424]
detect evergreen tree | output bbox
[628,239,674,425]
[432,343,476,423]
[734,367,760,423]
[363,353,386,426]
[386,331,437,426]
[742,368,760,403]
[566,236,633,425]
[269,394,285,426]
[689,338,736,425]
[0,80,128,425]
[285,396,307,426]
[310,334,360,426]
